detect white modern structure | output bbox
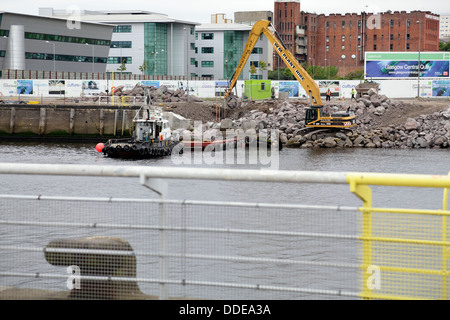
[440,14,450,41]
[0,11,113,73]
[195,21,270,80]
[41,9,200,77]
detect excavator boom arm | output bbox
[224,20,322,106]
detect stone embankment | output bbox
[230,89,450,149]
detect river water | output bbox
[0,142,449,299]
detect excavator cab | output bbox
[305,108,319,125]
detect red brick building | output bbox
[273,0,302,69]
[274,0,440,76]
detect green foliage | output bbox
[269,65,346,81]
[259,60,267,71]
[139,61,147,74]
[268,68,294,80]
[439,42,450,51]
[117,59,127,72]
[249,63,258,75]
[343,69,365,80]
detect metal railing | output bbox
[0,163,449,300]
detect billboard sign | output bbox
[365,52,450,79]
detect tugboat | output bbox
[97,101,180,159]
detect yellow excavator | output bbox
[224,20,356,132]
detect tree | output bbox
[249,63,258,78]
[259,60,267,72]
[117,59,127,73]
[139,60,147,75]
[439,41,450,51]
[343,69,365,80]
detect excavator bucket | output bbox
[225,93,242,109]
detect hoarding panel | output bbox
[365,52,450,79]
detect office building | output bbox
[41,8,200,77]
[0,11,113,73]
[195,16,270,80]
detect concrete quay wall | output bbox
[0,105,139,136]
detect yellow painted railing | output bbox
[347,172,450,300]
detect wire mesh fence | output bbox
[0,195,361,300]
[1,164,450,300]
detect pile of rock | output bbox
[77,85,203,104]
[107,85,203,103]
[226,90,450,149]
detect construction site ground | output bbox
[160,98,450,129]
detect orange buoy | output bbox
[96,143,105,153]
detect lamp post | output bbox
[113,45,123,75]
[340,54,346,79]
[46,41,56,72]
[183,27,189,98]
[416,20,421,98]
[85,43,94,73]
[153,51,159,76]
[309,56,315,80]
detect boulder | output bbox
[374,106,386,116]
[321,137,337,148]
[404,118,420,131]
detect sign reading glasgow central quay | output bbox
[365,52,450,79]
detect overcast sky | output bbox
[1,0,448,23]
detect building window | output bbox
[202,74,214,79]
[190,43,195,50]
[390,44,393,50]
[201,47,214,54]
[201,61,214,67]
[252,47,263,54]
[390,34,394,41]
[342,21,345,28]
[407,34,410,40]
[374,35,377,41]
[326,21,329,29]
[110,41,132,48]
[406,43,410,50]
[113,25,132,33]
[373,44,377,50]
[390,19,394,27]
[201,33,214,40]
[107,57,132,64]
[342,45,345,51]
[24,31,111,46]
[144,22,167,76]
[342,35,345,42]
[25,52,107,64]
[407,19,411,27]
[326,36,329,42]
[326,45,329,51]
[190,58,196,65]
[250,61,259,67]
